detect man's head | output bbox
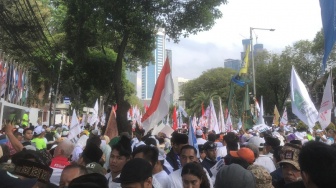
[116,158,153,188]
[23,128,34,141]
[59,164,88,188]
[198,144,206,160]
[278,143,302,184]
[79,142,103,165]
[203,141,217,161]
[263,136,280,154]
[180,145,198,167]
[109,136,132,175]
[132,145,158,168]
[299,141,336,188]
[223,132,239,151]
[171,133,188,154]
[196,129,203,138]
[54,139,75,158]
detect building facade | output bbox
[173,77,189,108]
[224,59,241,71]
[141,29,166,100]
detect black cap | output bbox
[114,158,152,184]
[203,141,217,150]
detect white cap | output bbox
[18,128,24,134]
[196,129,203,136]
[34,126,45,135]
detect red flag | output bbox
[172,106,178,130]
[114,104,118,112]
[144,102,149,112]
[201,102,205,116]
[105,106,118,140]
[141,57,174,133]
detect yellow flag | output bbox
[239,44,250,76]
[273,105,280,126]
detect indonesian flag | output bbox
[141,57,174,133]
[172,106,178,130]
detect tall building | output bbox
[224,59,241,71]
[173,77,190,108]
[141,28,166,100]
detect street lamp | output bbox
[250,27,275,98]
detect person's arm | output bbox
[5,122,24,152]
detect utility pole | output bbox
[51,53,63,125]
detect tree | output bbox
[181,68,240,116]
[62,0,228,132]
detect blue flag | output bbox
[188,118,199,158]
[320,0,336,71]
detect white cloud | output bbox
[167,0,322,79]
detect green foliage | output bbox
[296,121,309,132]
[181,68,240,116]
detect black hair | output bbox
[298,141,336,188]
[207,133,216,142]
[289,140,302,146]
[158,137,165,145]
[171,132,188,145]
[273,146,283,163]
[112,135,132,159]
[181,162,210,188]
[144,138,157,147]
[23,128,33,135]
[0,144,10,163]
[227,157,250,169]
[63,164,88,175]
[224,132,239,151]
[180,145,197,156]
[86,135,101,147]
[132,145,158,168]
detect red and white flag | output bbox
[318,73,332,130]
[141,57,174,133]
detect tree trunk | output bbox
[113,33,131,134]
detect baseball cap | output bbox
[86,162,106,175]
[114,158,152,184]
[203,141,217,150]
[247,165,273,188]
[196,129,203,136]
[278,143,301,170]
[230,148,255,164]
[248,136,265,148]
[33,126,45,135]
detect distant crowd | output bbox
[0,120,335,188]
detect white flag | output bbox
[89,99,99,126]
[68,109,81,140]
[290,66,318,128]
[237,118,242,130]
[225,112,232,132]
[218,97,225,133]
[258,96,265,125]
[208,99,220,133]
[319,73,333,130]
[280,107,288,126]
[178,106,188,117]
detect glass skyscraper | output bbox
[141,29,166,99]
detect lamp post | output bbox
[250,27,275,97]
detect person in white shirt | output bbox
[168,145,213,188]
[132,145,169,188]
[196,130,206,145]
[106,136,132,188]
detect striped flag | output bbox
[141,57,174,133]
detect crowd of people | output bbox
[0,119,336,188]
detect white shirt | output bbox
[168,167,213,188]
[106,173,121,188]
[154,170,170,188]
[254,155,276,173]
[196,138,207,145]
[216,146,227,159]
